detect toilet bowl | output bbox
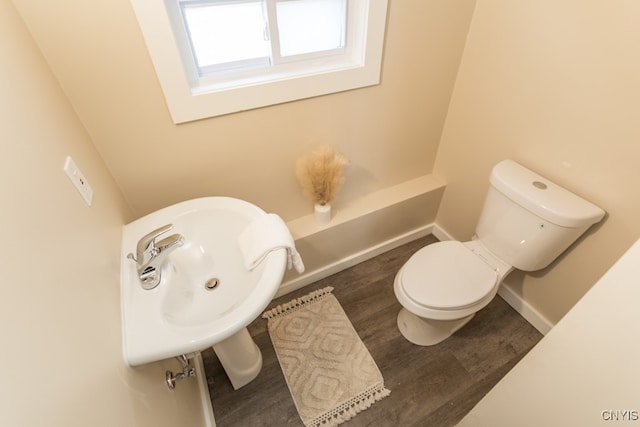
[393,240,512,346]
[393,159,605,346]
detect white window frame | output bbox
[131,0,388,123]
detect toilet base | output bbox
[396,308,475,346]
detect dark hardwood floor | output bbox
[203,235,542,427]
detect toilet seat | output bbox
[398,241,498,311]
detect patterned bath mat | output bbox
[262,287,390,427]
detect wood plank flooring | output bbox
[202,235,543,427]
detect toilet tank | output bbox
[475,160,605,271]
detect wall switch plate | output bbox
[63,156,93,206]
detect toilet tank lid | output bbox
[490,160,605,228]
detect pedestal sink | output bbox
[120,197,287,388]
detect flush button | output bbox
[532,181,548,190]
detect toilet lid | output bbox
[400,241,498,310]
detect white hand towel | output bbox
[238,213,305,273]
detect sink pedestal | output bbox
[212,327,263,389]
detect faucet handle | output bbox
[136,224,174,262]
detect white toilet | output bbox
[394,159,605,346]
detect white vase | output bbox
[314,203,331,225]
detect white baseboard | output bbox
[276,224,434,298]
[430,224,454,241]
[193,353,216,427]
[497,285,553,335]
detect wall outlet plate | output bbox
[63,156,93,206]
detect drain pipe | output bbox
[166,354,196,390]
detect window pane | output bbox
[182,1,270,71]
[276,0,346,57]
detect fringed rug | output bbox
[262,287,390,427]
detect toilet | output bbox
[394,159,605,346]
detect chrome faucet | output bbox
[127,224,184,290]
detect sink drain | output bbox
[205,278,220,290]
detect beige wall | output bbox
[0,1,205,425]
[435,0,640,323]
[12,0,477,219]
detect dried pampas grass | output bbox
[296,145,349,206]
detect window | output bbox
[130,0,388,123]
[182,1,273,75]
[181,0,346,75]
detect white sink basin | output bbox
[120,197,287,367]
